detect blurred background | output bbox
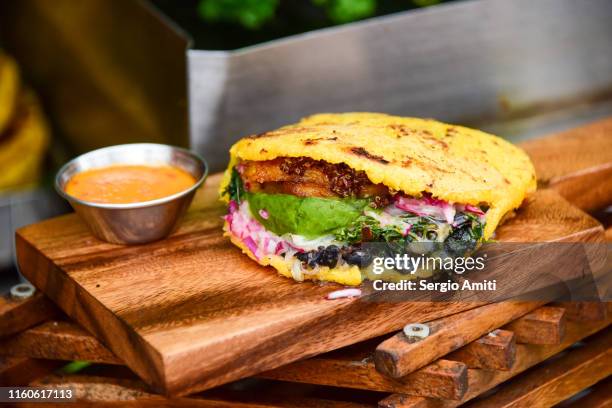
[0,0,611,290]
[0,0,450,289]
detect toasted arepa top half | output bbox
[221,112,537,239]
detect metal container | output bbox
[55,144,207,245]
[188,0,612,171]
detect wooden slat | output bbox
[0,357,62,386]
[0,291,58,338]
[377,317,610,407]
[562,377,612,408]
[520,117,612,212]
[605,226,612,299]
[28,374,375,408]
[0,320,120,364]
[445,329,515,371]
[261,357,467,400]
[30,375,218,407]
[503,306,566,345]
[466,327,612,408]
[374,301,544,378]
[554,301,608,321]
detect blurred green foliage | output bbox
[412,0,441,6]
[312,0,376,24]
[197,0,440,29]
[60,361,92,374]
[198,0,279,29]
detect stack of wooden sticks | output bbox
[1,118,611,407]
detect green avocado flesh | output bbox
[246,192,370,238]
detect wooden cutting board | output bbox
[15,179,602,396]
[15,119,610,396]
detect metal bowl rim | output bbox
[55,143,208,210]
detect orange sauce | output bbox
[65,165,196,204]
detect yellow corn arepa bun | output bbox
[0,52,20,134]
[221,113,536,283]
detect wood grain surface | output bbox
[0,357,62,387]
[445,329,515,371]
[519,117,612,212]
[374,301,545,378]
[0,291,58,338]
[14,167,605,396]
[262,356,467,400]
[466,327,612,408]
[554,301,608,321]
[378,318,611,407]
[0,320,121,364]
[503,306,566,345]
[562,376,612,408]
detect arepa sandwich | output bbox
[220,113,536,285]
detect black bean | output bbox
[445,226,477,256]
[307,251,319,268]
[296,252,309,262]
[296,245,341,269]
[317,245,340,268]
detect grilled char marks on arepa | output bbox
[223,113,537,240]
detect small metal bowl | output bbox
[55,143,208,245]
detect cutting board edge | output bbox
[14,230,172,394]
